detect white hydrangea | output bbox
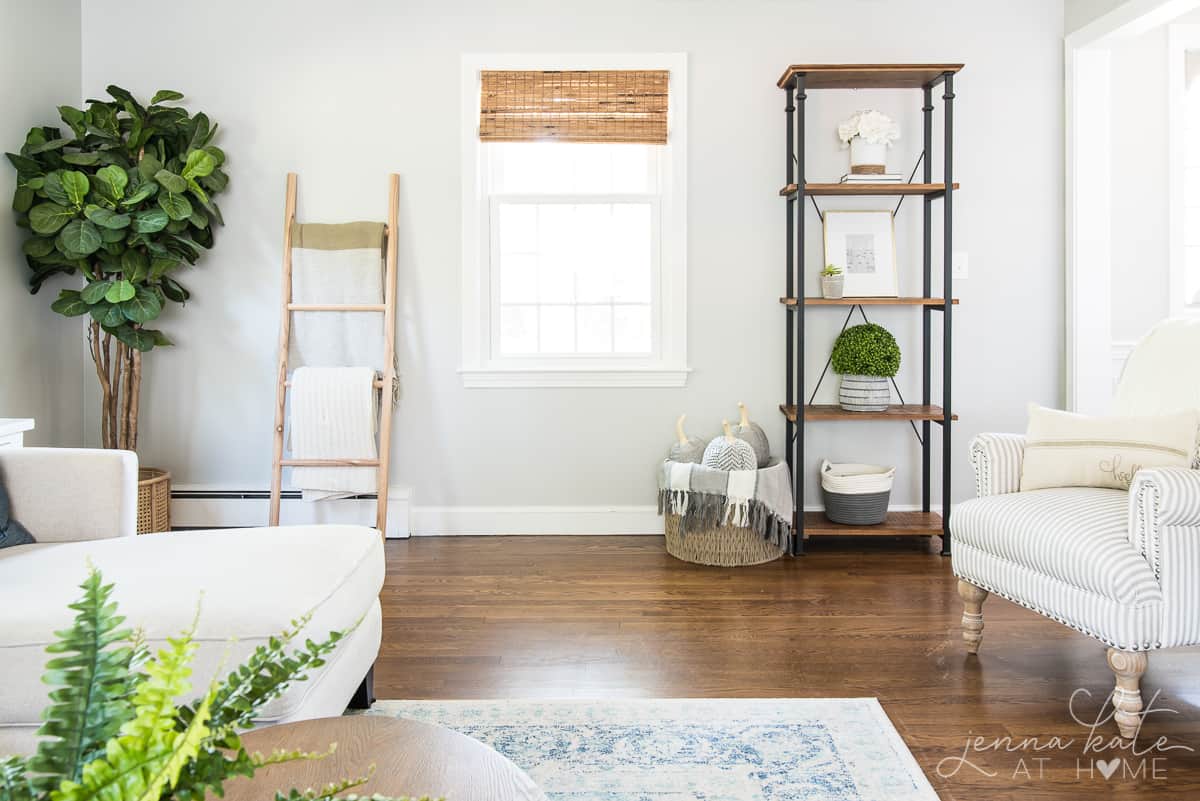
[837,110,901,147]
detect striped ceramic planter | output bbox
[839,374,890,412]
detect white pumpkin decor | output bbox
[668,414,706,464]
[702,420,758,471]
[731,402,770,468]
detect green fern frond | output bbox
[0,756,33,801]
[49,632,210,801]
[27,568,138,791]
[251,745,336,768]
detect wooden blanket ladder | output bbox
[268,172,399,535]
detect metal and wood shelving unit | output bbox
[779,63,962,555]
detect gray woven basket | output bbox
[664,513,785,567]
[822,488,891,525]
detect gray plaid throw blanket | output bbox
[657,458,794,548]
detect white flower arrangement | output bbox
[837,110,901,147]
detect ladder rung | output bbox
[288,303,386,312]
[284,379,386,388]
[281,458,380,467]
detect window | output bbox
[460,56,688,387]
[1170,26,1200,315]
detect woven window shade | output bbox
[479,70,669,144]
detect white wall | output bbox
[0,0,84,446]
[79,0,1066,526]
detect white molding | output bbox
[459,52,689,389]
[1068,0,1200,48]
[1169,24,1200,318]
[459,366,690,388]
[170,485,412,539]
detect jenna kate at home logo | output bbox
[937,689,1194,783]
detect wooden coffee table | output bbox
[221,716,546,801]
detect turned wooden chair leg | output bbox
[957,579,988,654]
[1106,648,1148,740]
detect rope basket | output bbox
[664,513,785,567]
[137,468,171,534]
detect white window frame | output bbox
[1169,23,1200,317]
[459,53,689,388]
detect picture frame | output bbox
[822,210,899,297]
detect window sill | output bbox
[459,366,691,388]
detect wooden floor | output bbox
[377,535,1199,801]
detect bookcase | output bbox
[778,64,963,555]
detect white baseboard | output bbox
[170,490,948,538]
[170,486,412,539]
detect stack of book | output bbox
[839,173,905,183]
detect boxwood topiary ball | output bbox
[831,323,901,378]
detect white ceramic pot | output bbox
[849,138,887,175]
[821,275,845,299]
[839,374,890,412]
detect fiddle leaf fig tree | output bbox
[6,85,227,450]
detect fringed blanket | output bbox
[657,459,794,549]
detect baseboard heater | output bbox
[169,487,409,538]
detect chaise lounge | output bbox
[0,447,384,756]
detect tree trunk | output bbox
[86,327,144,452]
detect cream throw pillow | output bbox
[1020,404,1200,491]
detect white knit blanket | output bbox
[289,367,378,500]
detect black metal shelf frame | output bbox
[783,71,956,557]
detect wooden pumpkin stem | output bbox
[722,419,733,441]
[675,414,689,445]
[738,402,750,428]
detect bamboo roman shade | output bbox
[479,70,669,144]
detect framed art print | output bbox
[822,210,899,297]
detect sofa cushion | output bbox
[952,488,1161,606]
[0,525,383,730]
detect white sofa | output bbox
[0,448,384,757]
[952,318,1200,739]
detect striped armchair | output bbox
[951,319,1200,740]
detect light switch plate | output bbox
[952,251,969,280]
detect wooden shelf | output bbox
[780,182,959,197]
[780,297,958,307]
[802,510,943,537]
[780,404,956,422]
[777,63,963,90]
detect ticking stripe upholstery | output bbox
[969,433,1026,497]
[1129,467,1200,648]
[954,488,1162,606]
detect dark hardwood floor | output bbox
[376,535,1199,801]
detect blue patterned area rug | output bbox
[368,698,937,801]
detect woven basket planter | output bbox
[137,467,171,534]
[664,513,785,567]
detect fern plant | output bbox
[0,569,426,801]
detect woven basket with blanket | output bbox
[657,459,794,566]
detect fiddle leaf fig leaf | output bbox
[131,209,169,233]
[50,289,88,317]
[42,172,70,205]
[158,192,193,221]
[84,204,131,230]
[151,89,184,104]
[121,249,150,282]
[94,164,128,202]
[22,236,57,258]
[81,280,114,305]
[62,152,102,166]
[137,153,162,181]
[60,171,89,207]
[104,279,136,304]
[121,287,162,324]
[181,149,215,180]
[56,219,102,256]
[154,169,187,194]
[121,181,157,207]
[29,202,75,234]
